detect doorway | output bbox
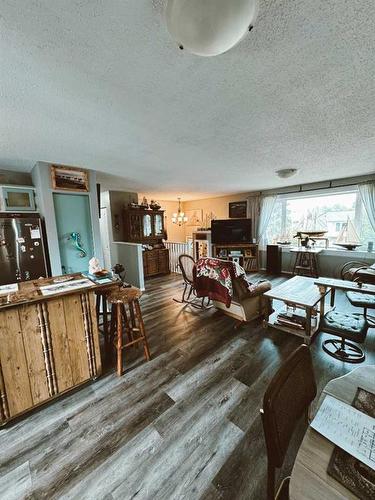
[53,193,94,274]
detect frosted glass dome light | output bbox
[166,0,259,57]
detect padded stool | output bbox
[346,291,375,327]
[107,287,151,376]
[320,309,368,363]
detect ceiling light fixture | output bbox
[172,197,188,226]
[276,168,299,179]
[166,0,259,57]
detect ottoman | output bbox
[320,309,368,363]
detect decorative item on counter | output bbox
[88,257,103,275]
[367,241,373,253]
[141,196,149,209]
[150,200,161,210]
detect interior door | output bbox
[53,193,94,274]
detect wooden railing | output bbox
[165,241,193,274]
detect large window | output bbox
[265,188,374,248]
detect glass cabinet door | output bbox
[154,213,164,237]
[143,214,152,238]
[130,214,142,240]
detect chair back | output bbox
[178,254,195,285]
[261,344,317,499]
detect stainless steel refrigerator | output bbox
[0,214,49,285]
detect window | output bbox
[265,188,374,248]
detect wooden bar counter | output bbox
[0,274,119,425]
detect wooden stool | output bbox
[107,287,151,376]
[292,250,319,278]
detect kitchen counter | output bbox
[0,273,119,425]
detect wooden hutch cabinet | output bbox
[123,208,170,278]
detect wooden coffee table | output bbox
[263,276,331,345]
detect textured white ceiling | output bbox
[1,0,375,199]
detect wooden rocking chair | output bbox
[173,254,210,309]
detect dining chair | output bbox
[260,344,317,500]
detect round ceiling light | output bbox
[276,168,299,179]
[166,0,259,57]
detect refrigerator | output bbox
[0,214,49,285]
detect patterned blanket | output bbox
[194,258,249,307]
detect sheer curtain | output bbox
[247,194,260,240]
[358,182,375,233]
[258,195,278,248]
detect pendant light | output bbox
[172,198,188,226]
[166,0,259,57]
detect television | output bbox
[211,219,252,244]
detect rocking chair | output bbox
[173,254,210,308]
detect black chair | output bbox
[260,345,317,500]
[346,291,375,327]
[320,309,368,363]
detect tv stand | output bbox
[213,243,259,272]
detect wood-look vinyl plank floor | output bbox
[1,272,374,500]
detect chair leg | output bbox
[116,304,123,376]
[128,301,138,347]
[134,299,151,361]
[267,463,275,500]
[103,296,109,346]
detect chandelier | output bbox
[172,197,188,226]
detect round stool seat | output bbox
[107,287,142,304]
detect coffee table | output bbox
[263,276,331,345]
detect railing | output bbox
[165,241,193,274]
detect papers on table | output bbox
[39,278,95,296]
[0,283,18,295]
[311,394,375,471]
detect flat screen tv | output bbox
[211,219,252,244]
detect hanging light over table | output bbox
[166,0,259,57]
[172,197,188,226]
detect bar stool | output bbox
[107,287,151,376]
[346,291,375,327]
[320,309,368,363]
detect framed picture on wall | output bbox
[186,209,203,226]
[229,201,247,218]
[51,165,89,192]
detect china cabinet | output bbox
[123,208,170,277]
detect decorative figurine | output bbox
[89,257,103,275]
[150,199,161,210]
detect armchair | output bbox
[194,257,272,324]
[341,261,375,284]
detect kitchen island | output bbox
[0,274,119,425]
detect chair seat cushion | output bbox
[320,310,368,343]
[346,291,375,308]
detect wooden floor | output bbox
[1,273,374,500]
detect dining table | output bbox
[289,365,375,499]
